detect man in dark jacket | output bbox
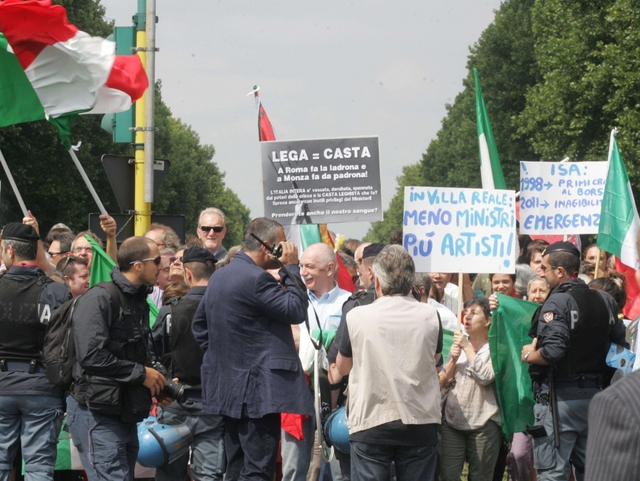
[521,242,626,481]
[192,218,312,481]
[151,246,225,481]
[67,236,168,481]
[0,223,72,481]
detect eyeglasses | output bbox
[351,274,360,284]
[540,265,558,273]
[73,246,93,254]
[199,225,224,234]
[48,250,69,257]
[169,256,183,264]
[57,255,80,273]
[129,256,162,265]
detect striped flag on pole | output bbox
[597,130,640,319]
[474,68,506,190]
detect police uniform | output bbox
[0,223,71,481]
[151,247,225,481]
[530,273,625,481]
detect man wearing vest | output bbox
[0,223,72,481]
[151,246,225,481]
[520,242,626,481]
[336,245,442,481]
[67,237,168,480]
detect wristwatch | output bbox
[524,351,532,363]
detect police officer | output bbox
[0,223,72,481]
[151,246,225,481]
[520,242,626,481]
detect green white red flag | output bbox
[474,68,506,190]
[597,130,640,319]
[0,0,147,147]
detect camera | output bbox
[152,361,187,403]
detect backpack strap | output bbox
[97,282,137,361]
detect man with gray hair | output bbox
[337,245,442,481]
[196,207,228,262]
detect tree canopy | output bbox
[367,0,640,242]
[0,0,250,247]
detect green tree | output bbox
[366,0,538,239]
[364,163,422,243]
[0,0,250,246]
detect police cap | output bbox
[362,243,385,259]
[1,223,39,243]
[182,246,217,264]
[543,241,580,259]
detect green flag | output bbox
[489,293,538,437]
[442,328,454,362]
[85,235,159,326]
[474,68,506,190]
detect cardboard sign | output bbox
[403,186,516,273]
[519,161,608,234]
[261,137,382,224]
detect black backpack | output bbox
[43,282,125,391]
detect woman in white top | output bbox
[439,296,501,481]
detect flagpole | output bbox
[67,148,108,215]
[0,148,28,217]
[457,271,463,331]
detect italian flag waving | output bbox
[597,130,640,319]
[0,0,147,147]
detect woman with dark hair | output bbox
[439,296,501,481]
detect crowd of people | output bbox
[0,207,638,481]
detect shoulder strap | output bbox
[96,282,137,361]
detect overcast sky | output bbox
[101,0,503,240]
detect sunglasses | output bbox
[199,225,224,234]
[129,256,162,266]
[57,255,80,273]
[169,256,183,264]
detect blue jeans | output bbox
[155,408,226,481]
[66,397,139,481]
[0,395,64,481]
[350,427,438,481]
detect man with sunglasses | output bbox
[59,255,90,298]
[0,223,72,481]
[197,207,228,262]
[67,237,169,481]
[520,242,625,481]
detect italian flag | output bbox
[598,130,640,319]
[0,0,147,147]
[474,68,506,190]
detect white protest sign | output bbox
[403,186,516,273]
[519,161,607,235]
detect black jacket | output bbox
[0,265,71,397]
[71,268,153,417]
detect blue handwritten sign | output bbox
[403,187,516,273]
[519,161,607,235]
